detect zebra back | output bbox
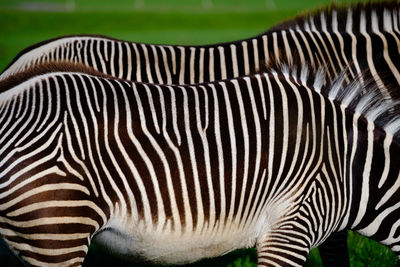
[1,1,399,92]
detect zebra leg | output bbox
[0,172,102,267]
[318,230,349,267]
[0,225,92,267]
[256,227,311,266]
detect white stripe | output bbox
[199,48,205,83]
[242,41,250,75]
[89,39,98,71]
[178,46,185,84]
[189,47,196,84]
[192,85,215,231]
[160,46,172,84]
[262,35,270,64]
[143,84,160,134]
[230,44,239,77]
[97,40,107,73]
[168,86,181,145]
[155,85,182,232]
[252,39,260,71]
[282,31,292,65]
[209,47,215,81]
[8,240,88,256]
[151,45,164,83]
[125,42,132,80]
[110,41,115,77]
[272,32,280,63]
[0,182,88,212]
[180,86,204,232]
[23,256,84,267]
[7,200,106,223]
[118,42,124,79]
[167,46,176,76]
[141,44,153,83]
[132,43,142,82]
[377,135,393,190]
[218,46,227,79]
[219,81,237,228]
[164,86,191,231]
[239,77,262,228]
[268,74,289,197]
[209,84,226,230]
[231,79,250,225]
[0,228,88,240]
[255,74,267,120]
[83,40,89,66]
[0,216,99,229]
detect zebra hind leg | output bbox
[256,228,311,266]
[0,171,102,267]
[318,230,349,267]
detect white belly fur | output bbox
[92,215,270,265]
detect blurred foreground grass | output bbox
[0,1,398,266]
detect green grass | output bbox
[0,0,334,12]
[0,1,398,266]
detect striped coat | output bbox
[1,63,400,266]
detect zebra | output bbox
[1,2,399,264]
[1,59,400,266]
[1,3,399,265]
[1,1,400,93]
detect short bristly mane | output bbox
[268,1,400,33]
[264,59,400,141]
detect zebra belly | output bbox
[92,218,268,264]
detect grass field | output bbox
[0,0,398,266]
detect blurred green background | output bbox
[1,0,332,72]
[0,0,398,266]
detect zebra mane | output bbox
[325,70,400,138]
[268,1,400,33]
[0,62,110,93]
[263,57,400,139]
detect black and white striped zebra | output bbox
[1,2,399,94]
[1,60,400,266]
[1,3,398,265]
[1,2,399,266]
